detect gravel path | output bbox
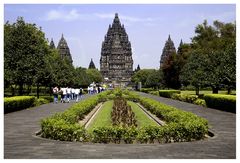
[4,93,236,159]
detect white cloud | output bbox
[45,9,81,21]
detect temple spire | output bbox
[160,35,176,68]
[49,38,55,49]
[88,58,96,69]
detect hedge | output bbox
[171,94,206,107]
[40,90,209,143]
[204,94,236,113]
[4,96,36,113]
[159,90,181,98]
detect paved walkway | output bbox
[4,93,236,159]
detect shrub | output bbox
[149,91,159,96]
[193,99,206,107]
[204,94,236,113]
[171,94,198,103]
[159,90,180,98]
[4,96,36,113]
[140,88,155,93]
[33,98,50,106]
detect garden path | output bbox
[4,92,235,158]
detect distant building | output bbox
[160,35,176,68]
[88,58,96,69]
[100,13,133,84]
[49,38,55,49]
[135,64,141,72]
[57,34,73,64]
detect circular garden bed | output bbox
[39,89,209,144]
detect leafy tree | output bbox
[145,70,162,89]
[131,69,156,88]
[75,67,91,87]
[4,17,49,95]
[86,69,103,84]
[181,20,236,94]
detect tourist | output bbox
[87,86,90,94]
[79,88,83,99]
[52,86,59,104]
[58,87,64,103]
[66,87,71,103]
[75,88,80,102]
[72,88,75,101]
[61,87,67,103]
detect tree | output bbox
[131,69,156,88]
[4,17,50,95]
[145,70,162,89]
[86,69,103,84]
[181,20,236,94]
[75,67,91,87]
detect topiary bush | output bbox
[4,96,36,113]
[204,94,236,113]
[159,90,181,98]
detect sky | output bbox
[4,4,236,69]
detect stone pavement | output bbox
[4,93,236,159]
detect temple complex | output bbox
[100,13,133,85]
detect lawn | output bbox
[87,100,159,131]
[87,100,113,131]
[127,101,159,127]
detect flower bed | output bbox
[40,90,209,143]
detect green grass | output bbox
[127,101,159,127]
[87,100,113,131]
[181,90,236,95]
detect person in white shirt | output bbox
[72,88,75,100]
[60,87,67,103]
[75,88,80,102]
[66,87,71,103]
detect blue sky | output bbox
[4,4,235,69]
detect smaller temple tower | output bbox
[49,38,55,49]
[160,35,176,68]
[57,34,73,64]
[88,58,96,69]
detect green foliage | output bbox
[193,99,206,107]
[132,69,160,88]
[181,20,236,93]
[140,88,155,93]
[4,96,36,113]
[171,94,198,103]
[86,69,103,83]
[40,90,209,143]
[204,94,236,112]
[4,17,50,95]
[33,98,50,106]
[159,90,181,98]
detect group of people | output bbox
[87,83,107,94]
[52,86,84,104]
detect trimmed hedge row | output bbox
[171,94,206,107]
[40,95,100,141]
[159,90,181,98]
[204,94,236,113]
[40,90,209,143]
[4,96,36,113]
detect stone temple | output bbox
[160,35,176,68]
[56,34,73,64]
[100,13,133,85]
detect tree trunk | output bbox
[18,84,23,95]
[195,86,199,95]
[212,87,219,94]
[11,85,15,96]
[227,87,232,94]
[37,83,40,99]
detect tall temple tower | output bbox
[100,13,133,84]
[160,35,176,68]
[57,34,73,64]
